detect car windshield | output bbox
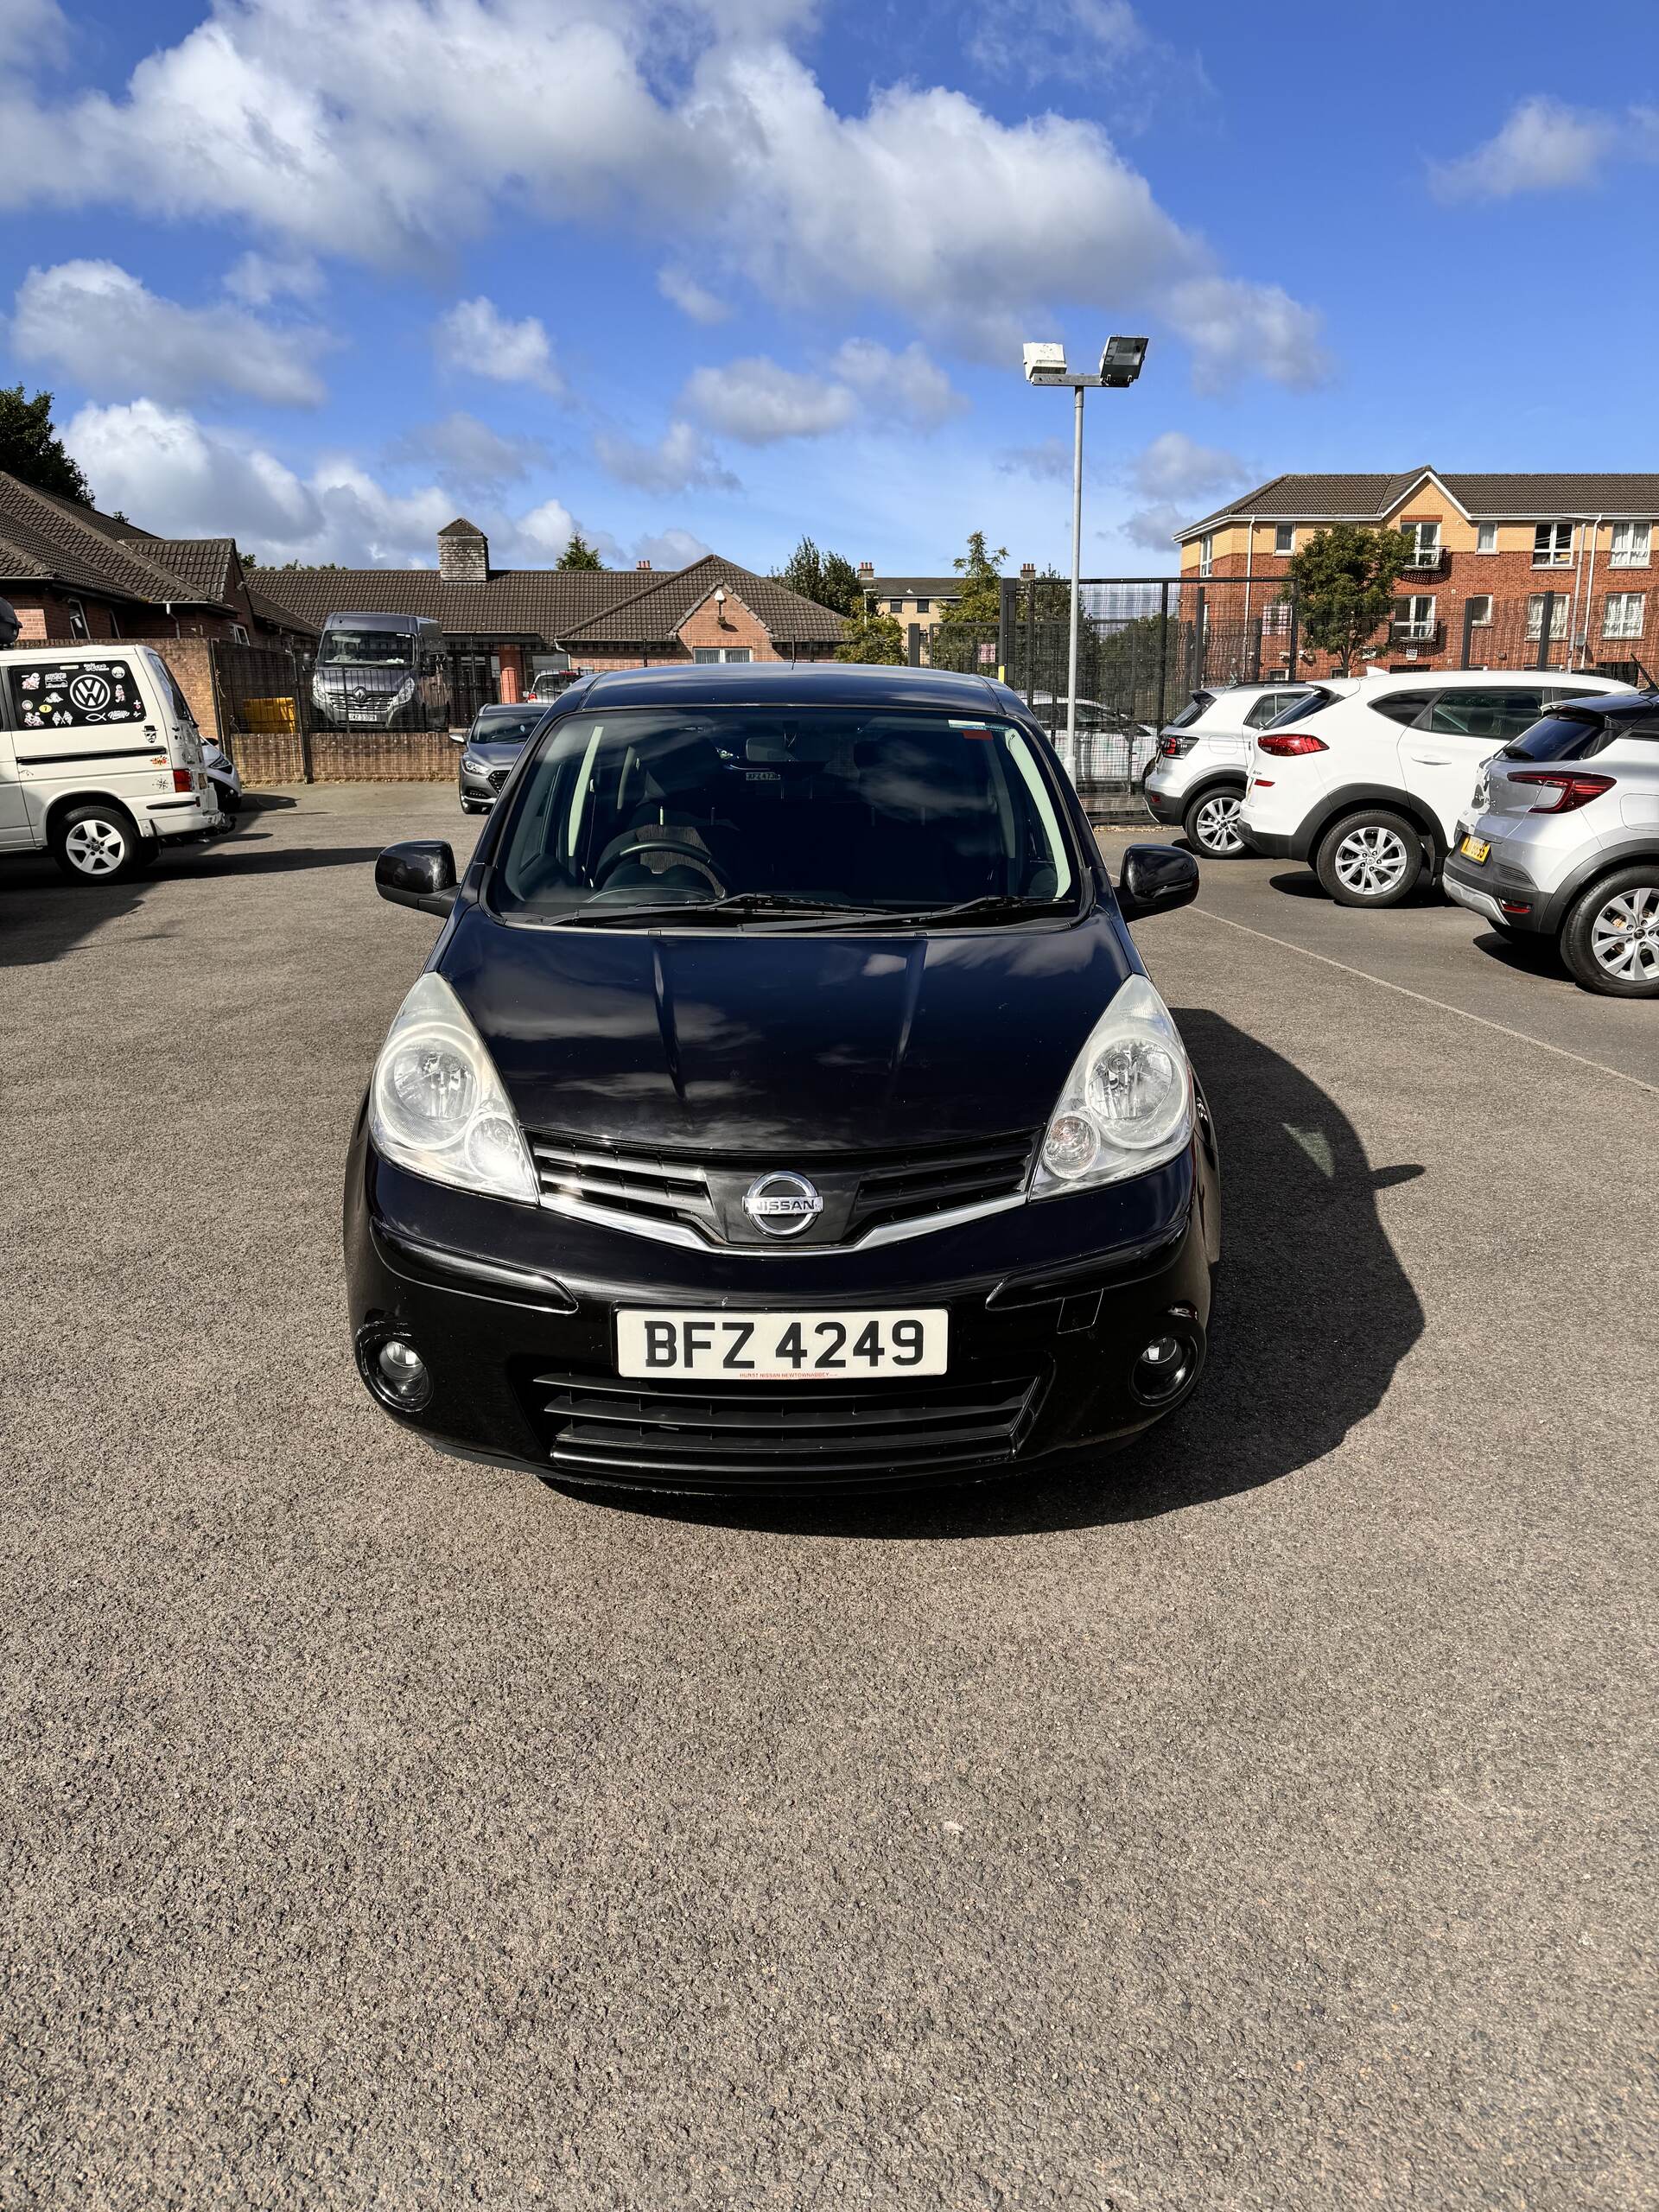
[1500,710,1622,763]
[474,711,543,745]
[320,631,412,667]
[490,707,1079,925]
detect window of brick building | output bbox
[1476,523,1497,554]
[1609,522,1651,569]
[1532,522,1573,567]
[1198,533,1214,575]
[1273,524,1294,556]
[1526,594,1570,641]
[1402,521,1441,569]
[1465,595,1493,626]
[914,598,930,614]
[889,599,903,613]
[1604,592,1646,639]
[65,596,90,640]
[692,646,753,663]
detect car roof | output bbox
[474,701,540,716]
[1554,688,1659,717]
[570,661,1025,714]
[1360,668,1630,690]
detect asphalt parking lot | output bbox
[3,784,1655,2210]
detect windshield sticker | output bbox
[17,659,141,729]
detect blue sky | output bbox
[1,0,1656,576]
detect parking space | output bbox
[3,785,1655,2209]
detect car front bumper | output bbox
[343,1103,1222,1496]
[459,766,505,804]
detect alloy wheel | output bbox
[1192,794,1244,855]
[1590,884,1659,982]
[1333,824,1408,899]
[63,817,129,877]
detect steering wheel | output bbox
[594,836,726,893]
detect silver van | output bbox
[0,642,221,884]
[312,613,451,732]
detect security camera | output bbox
[1099,334,1148,388]
[1022,340,1068,385]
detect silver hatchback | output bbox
[1443,691,1659,996]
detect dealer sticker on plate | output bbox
[1459,834,1491,863]
[616,1308,948,1380]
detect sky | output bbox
[1,0,1656,578]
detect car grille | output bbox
[525,1128,1039,1246]
[488,767,510,791]
[524,1368,1044,1488]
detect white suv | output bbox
[1143,683,1315,858]
[1237,670,1635,906]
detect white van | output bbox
[0,642,224,885]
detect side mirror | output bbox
[450,728,467,744]
[1117,843,1198,923]
[377,840,458,917]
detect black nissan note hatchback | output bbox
[346,664,1220,1495]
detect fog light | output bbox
[1131,1328,1198,1408]
[359,1327,433,1413]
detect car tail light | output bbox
[1256,732,1329,757]
[171,767,195,792]
[1507,770,1615,814]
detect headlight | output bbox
[391,677,416,704]
[369,972,538,1205]
[461,753,485,773]
[1032,974,1193,1197]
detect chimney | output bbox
[1020,563,1036,579]
[636,559,652,571]
[437,518,488,582]
[857,560,874,577]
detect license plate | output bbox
[1460,834,1491,863]
[615,1308,948,1380]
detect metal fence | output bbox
[208,639,512,781]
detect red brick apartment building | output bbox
[1177,468,1659,677]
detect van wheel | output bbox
[1560,866,1659,996]
[1183,786,1247,859]
[52,803,143,885]
[1315,810,1424,907]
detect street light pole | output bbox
[1020,335,1148,788]
[1067,382,1084,778]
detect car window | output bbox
[491,707,1081,922]
[1166,691,1213,731]
[142,648,197,728]
[1425,688,1543,740]
[1244,690,1310,729]
[13,658,147,731]
[1368,688,1439,727]
[1503,709,1659,762]
[1266,686,1338,727]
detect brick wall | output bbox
[676,589,778,660]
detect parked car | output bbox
[1143,683,1317,858]
[1443,690,1659,996]
[347,664,1219,1496]
[201,733,244,816]
[1238,670,1634,906]
[310,612,451,733]
[0,641,222,883]
[456,702,547,813]
[1028,695,1159,790]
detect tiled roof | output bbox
[562,556,846,645]
[863,576,965,598]
[252,554,847,647]
[0,472,208,602]
[245,583,319,637]
[438,516,486,537]
[121,537,240,602]
[1181,468,1659,536]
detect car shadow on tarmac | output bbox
[558,1007,1427,1539]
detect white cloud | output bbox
[682,341,963,444]
[829,340,967,429]
[10,259,329,406]
[0,0,1326,393]
[995,437,1075,483]
[966,0,1144,85]
[634,527,713,568]
[1127,429,1247,502]
[435,297,564,396]
[683,357,855,443]
[658,264,730,323]
[386,412,544,494]
[594,418,739,493]
[224,251,323,305]
[1122,501,1190,550]
[1429,96,1618,201]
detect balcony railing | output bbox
[1390,620,1445,649]
[1401,548,1448,575]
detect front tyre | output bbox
[1315,809,1424,908]
[1183,786,1248,860]
[1560,866,1659,996]
[51,803,144,885]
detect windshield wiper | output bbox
[545,892,903,929]
[779,893,1080,932]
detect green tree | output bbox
[948,530,1008,626]
[835,611,906,664]
[774,534,862,616]
[1278,523,1413,675]
[0,385,93,505]
[245,559,349,571]
[557,531,603,570]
